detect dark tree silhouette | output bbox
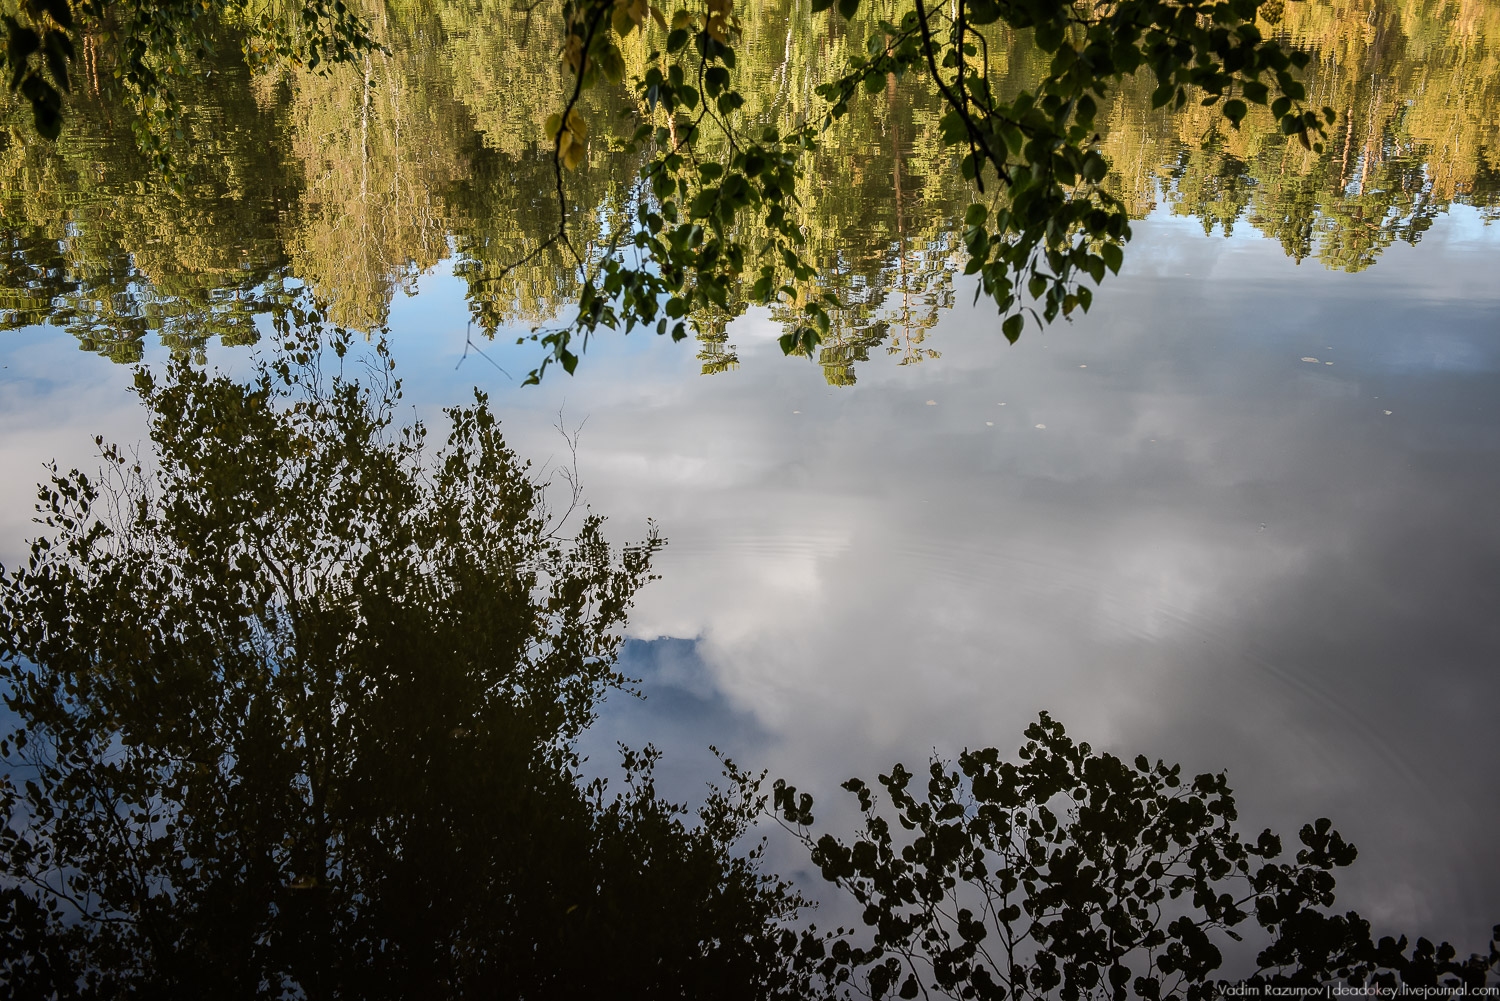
[756,714,1500,1000]
[0,326,814,999]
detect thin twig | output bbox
[456,321,514,378]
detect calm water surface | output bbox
[3,0,1499,945]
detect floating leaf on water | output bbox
[925,400,936,406]
[1301,357,1319,363]
[1035,424,1046,429]
[985,421,994,426]
[1383,410,1393,416]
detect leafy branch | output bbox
[742,712,1500,1001]
[519,0,1332,379]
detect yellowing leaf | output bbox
[563,33,583,72]
[567,109,588,140]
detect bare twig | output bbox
[456,320,514,378]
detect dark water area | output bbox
[2,0,1499,987]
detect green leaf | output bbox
[1076,94,1097,125]
[1101,243,1123,275]
[967,0,1002,24]
[687,189,718,218]
[939,109,967,147]
[779,326,822,356]
[1002,314,1024,344]
[1034,19,1064,51]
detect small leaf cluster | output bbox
[527,0,832,381]
[759,712,1499,1000]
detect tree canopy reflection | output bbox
[2,0,1498,383]
[0,328,810,997]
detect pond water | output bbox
[2,0,1499,955]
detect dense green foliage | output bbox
[530,0,1330,380]
[3,1,1498,381]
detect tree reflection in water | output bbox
[2,322,1497,999]
[0,324,811,998]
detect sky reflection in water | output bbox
[3,208,1498,945]
[530,210,1500,942]
[3,1,1500,948]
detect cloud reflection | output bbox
[2,210,1497,948]
[482,211,1500,944]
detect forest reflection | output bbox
[2,0,1497,381]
